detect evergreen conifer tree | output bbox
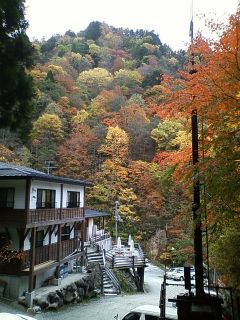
[0,0,35,135]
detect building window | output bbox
[61,226,71,241]
[36,189,56,209]
[67,191,80,208]
[36,230,44,247]
[0,188,14,208]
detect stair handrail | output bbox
[136,243,144,258]
[104,264,121,294]
[90,233,112,252]
[102,248,106,267]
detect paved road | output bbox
[0,264,183,320]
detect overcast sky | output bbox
[25,0,239,51]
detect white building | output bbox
[0,162,108,302]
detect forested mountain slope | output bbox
[1,16,239,287]
[1,21,189,242]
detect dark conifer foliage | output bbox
[0,0,35,133]
[84,21,102,40]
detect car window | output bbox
[145,315,160,320]
[122,312,141,320]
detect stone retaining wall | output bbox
[19,263,102,312]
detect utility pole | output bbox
[176,2,223,318]
[191,109,204,296]
[189,0,204,296]
[43,160,57,174]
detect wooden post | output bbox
[25,178,31,225]
[48,226,52,261]
[112,255,115,268]
[138,267,144,292]
[80,220,85,267]
[28,227,36,292]
[56,224,62,279]
[56,184,63,278]
[81,189,86,267]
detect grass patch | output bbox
[113,269,137,294]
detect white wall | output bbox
[0,179,85,210]
[62,184,85,208]
[87,218,94,239]
[30,180,84,209]
[30,180,61,209]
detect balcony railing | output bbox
[21,238,80,268]
[0,207,84,227]
[0,239,81,274]
[27,207,84,225]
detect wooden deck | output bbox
[105,243,146,269]
[22,260,56,272]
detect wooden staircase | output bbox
[86,248,121,295]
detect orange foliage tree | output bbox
[159,12,240,213]
[154,11,240,281]
[56,123,97,179]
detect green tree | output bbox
[30,113,64,170]
[84,21,102,41]
[114,69,142,95]
[210,218,240,287]
[77,67,113,99]
[151,119,184,151]
[0,128,31,165]
[0,0,35,133]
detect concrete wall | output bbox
[0,275,28,299]
[0,266,57,298]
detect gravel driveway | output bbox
[0,264,180,320]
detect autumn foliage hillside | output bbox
[1,15,240,286]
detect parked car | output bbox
[172,269,185,281]
[166,267,183,280]
[121,305,177,320]
[0,314,36,320]
[172,267,195,281]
